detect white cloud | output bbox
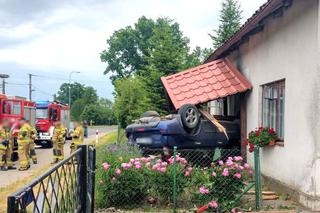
[0,0,266,100]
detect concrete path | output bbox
[0,125,117,188]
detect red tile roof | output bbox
[161,59,252,109]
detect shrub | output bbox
[191,156,252,211]
[149,155,191,203]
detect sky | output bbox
[0,0,266,101]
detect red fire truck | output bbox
[0,94,36,154]
[35,101,70,147]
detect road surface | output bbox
[0,125,117,188]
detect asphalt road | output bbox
[0,125,117,188]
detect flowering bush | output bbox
[149,155,190,203]
[96,145,191,207]
[245,127,277,152]
[191,156,252,211]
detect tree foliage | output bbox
[210,0,242,49]
[101,16,208,120]
[56,82,113,124]
[113,78,150,128]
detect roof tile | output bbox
[161,59,252,109]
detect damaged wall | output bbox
[226,0,320,210]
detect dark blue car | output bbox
[125,104,240,150]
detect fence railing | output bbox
[7,145,96,213]
[96,144,262,212]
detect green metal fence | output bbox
[95,144,262,212]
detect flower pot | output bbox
[269,140,276,146]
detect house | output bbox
[162,0,320,210]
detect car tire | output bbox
[178,104,200,130]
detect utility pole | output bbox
[0,74,9,94]
[28,73,35,101]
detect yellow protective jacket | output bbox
[30,126,37,141]
[52,125,66,144]
[0,126,10,150]
[17,123,32,143]
[71,126,84,145]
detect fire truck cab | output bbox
[0,94,36,152]
[35,101,70,147]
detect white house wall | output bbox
[227,0,320,210]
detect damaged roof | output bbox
[161,59,252,109]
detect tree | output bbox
[56,82,85,105]
[56,82,99,121]
[98,98,113,109]
[80,104,116,125]
[113,78,151,128]
[101,16,193,114]
[82,86,98,104]
[185,46,213,68]
[210,0,242,49]
[71,99,86,121]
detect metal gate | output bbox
[7,145,96,213]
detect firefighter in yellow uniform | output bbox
[0,119,15,170]
[70,122,84,154]
[27,121,37,164]
[51,121,66,164]
[17,118,31,171]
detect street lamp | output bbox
[0,74,10,94]
[68,71,80,107]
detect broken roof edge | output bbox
[161,58,252,110]
[205,0,292,62]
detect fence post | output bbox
[78,145,88,212]
[173,146,177,213]
[7,196,18,213]
[254,146,262,210]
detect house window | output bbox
[262,80,285,140]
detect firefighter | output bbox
[27,120,37,164]
[51,121,66,164]
[17,117,31,171]
[70,122,84,154]
[0,119,15,170]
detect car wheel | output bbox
[178,104,200,130]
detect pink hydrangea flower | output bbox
[157,159,162,163]
[168,158,174,164]
[239,166,244,170]
[115,168,121,175]
[234,173,241,179]
[244,163,250,169]
[184,171,190,177]
[233,156,243,162]
[130,159,135,163]
[102,163,110,170]
[226,160,233,167]
[208,201,218,208]
[218,160,224,166]
[228,157,233,161]
[199,187,209,194]
[222,168,229,177]
[135,164,142,169]
[212,172,217,177]
[161,162,168,167]
[159,167,167,173]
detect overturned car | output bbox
[125,104,240,150]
